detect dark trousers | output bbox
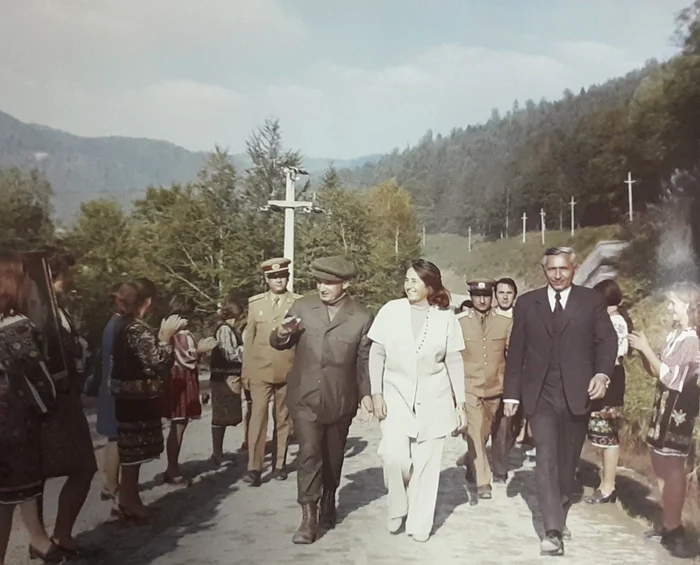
[294,416,352,504]
[490,399,518,477]
[529,371,588,533]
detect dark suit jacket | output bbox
[503,285,617,417]
[269,294,373,424]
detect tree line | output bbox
[0,119,421,345]
[337,1,700,248]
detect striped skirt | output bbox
[115,397,164,466]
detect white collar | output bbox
[547,285,572,310]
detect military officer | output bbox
[457,279,513,499]
[242,258,300,487]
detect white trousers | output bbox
[378,427,445,538]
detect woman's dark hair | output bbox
[409,259,451,310]
[460,300,472,311]
[41,245,76,280]
[219,298,243,321]
[115,278,159,317]
[0,251,26,316]
[593,279,622,307]
[168,294,196,317]
[594,278,634,332]
[108,282,122,313]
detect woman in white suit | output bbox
[369,259,467,543]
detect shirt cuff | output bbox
[503,399,519,404]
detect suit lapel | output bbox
[534,288,553,337]
[309,295,330,326]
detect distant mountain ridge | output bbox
[0,110,380,221]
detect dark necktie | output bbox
[552,292,563,332]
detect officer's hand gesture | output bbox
[278,316,301,337]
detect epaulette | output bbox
[292,293,302,299]
[456,310,472,320]
[248,293,266,303]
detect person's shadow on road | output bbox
[335,466,385,526]
[432,466,471,534]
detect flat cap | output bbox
[310,255,356,282]
[467,279,496,296]
[261,257,291,276]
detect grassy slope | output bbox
[424,225,622,294]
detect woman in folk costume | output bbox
[209,297,245,464]
[585,279,631,505]
[630,282,700,557]
[110,279,183,521]
[35,247,96,556]
[369,259,467,543]
[0,252,64,564]
[161,295,217,484]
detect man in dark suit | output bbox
[503,247,617,556]
[270,255,374,545]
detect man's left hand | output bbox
[588,373,609,400]
[359,395,374,423]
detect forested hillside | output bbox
[338,2,700,243]
[0,110,380,220]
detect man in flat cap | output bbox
[456,278,513,499]
[242,257,300,487]
[270,255,374,544]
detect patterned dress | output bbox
[588,313,629,447]
[210,323,243,427]
[111,317,174,466]
[647,328,700,457]
[39,306,97,479]
[162,330,202,421]
[0,315,56,505]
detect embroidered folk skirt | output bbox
[647,379,700,457]
[162,366,202,421]
[587,407,621,448]
[0,378,43,504]
[211,379,243,428]
[40,389,97,479]
[115,397,164,466]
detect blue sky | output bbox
[0,0,690,159]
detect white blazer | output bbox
[368,298,466,440]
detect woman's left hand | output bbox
[628,331,650,353]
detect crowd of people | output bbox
[1,245,699,563]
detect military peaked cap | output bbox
[310,255,356,282]
[261,257,291,276]
[467,279,496,296]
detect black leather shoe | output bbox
[584,489,617,504]
[540,530,564,556]
[493,473,508,484]
[270,468,288,481]
[243,470,261,487]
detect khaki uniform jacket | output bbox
[457,308,513,398]
[269,294,373,425]
[242,290,299,384]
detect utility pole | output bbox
[422,224,426,247]
[468,226,472,252]
[569,196,577,237]
[540,208,546,245]
[625,171,636,222]
[259,166,323,291]
[521,212,527,243]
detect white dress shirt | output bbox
[547,285,572,311]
